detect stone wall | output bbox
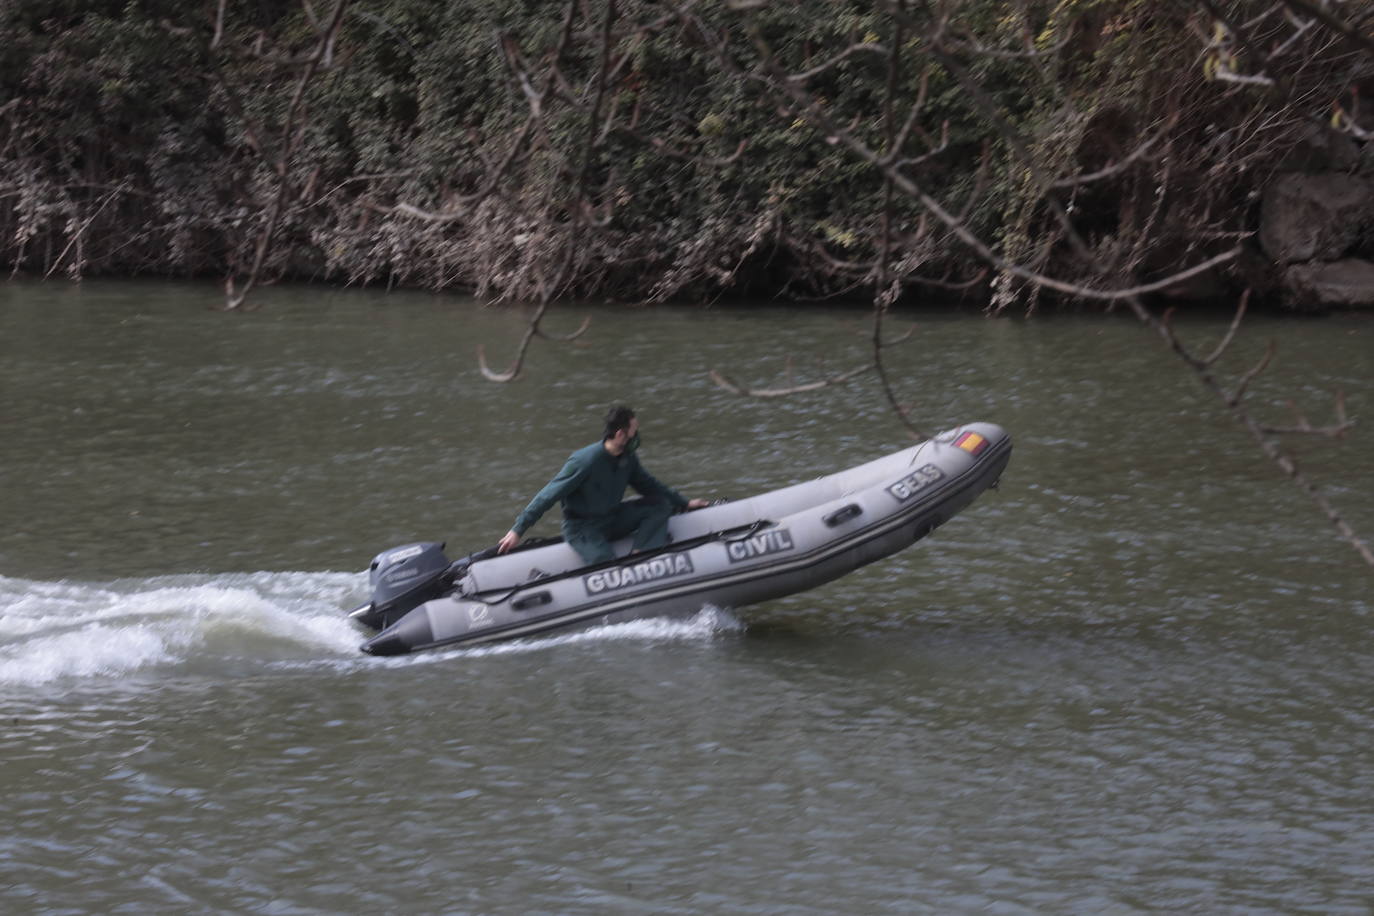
[1260,127,1374,310]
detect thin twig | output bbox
[708,363,873,397]
[1204,288,1250,366]
[1050,119,1172,188]
[1278,0,1374,55]
[788,42,888,81]
[1259,391,1353,437]
[1228,340,1276,407]
[42,183,129,279]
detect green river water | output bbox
[1,280,1372,914]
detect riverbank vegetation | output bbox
[3,1,1371,310]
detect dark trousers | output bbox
[562,500,674,565]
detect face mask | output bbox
[625,432,641,455]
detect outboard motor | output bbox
[348,542,462,631]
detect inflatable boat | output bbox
[350,421,1011,655]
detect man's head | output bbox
[603,405,639,454]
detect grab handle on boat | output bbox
[823,503,863,527]
[511,591,553,611]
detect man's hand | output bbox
[686,498,711,510]
[497,530,521,554]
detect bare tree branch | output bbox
[211,0,227,50]
[1156,307,1370,566]
[1203,288,1249,366]
[42,182,129,280]
[1051,118,1173,189]
[1278,0,1374,56]
[220,0,349,311]
[536,314,593,342]
[788,42,889,82]
[1227,339,1276,406]
[1259,391,1353,437]
[912,267,988,291]
[885,67,937,163]
[709,363,873,397]
[478,0,615,381]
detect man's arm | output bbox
[628,458,693,510]
[499,451,593,553]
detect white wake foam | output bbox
[0,572,364,686]
[0,572,745,686]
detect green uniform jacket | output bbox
[512,442,687,536]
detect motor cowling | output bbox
[349,541,458,631]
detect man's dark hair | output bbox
[603,405,636,440]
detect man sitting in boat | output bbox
[497,406,710,565]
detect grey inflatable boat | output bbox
[350,421,1011,655]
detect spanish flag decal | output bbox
[955,431,988,456]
